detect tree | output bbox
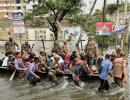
[26,0,83,40]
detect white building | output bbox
[0,0,25,19]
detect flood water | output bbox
[0,71,128,100]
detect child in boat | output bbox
[26,57,40,85]
[14,52,27,79]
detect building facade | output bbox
[0,0,25,19]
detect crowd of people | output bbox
[0,36,128,92]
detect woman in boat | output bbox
[14,52,27,79]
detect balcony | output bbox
[0,9,24,12]
[0,4,22,7]
[0,0,14,1]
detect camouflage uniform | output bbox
[5,41,18,53]
[21,43,30,53]
[84,37,98,68]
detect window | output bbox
[16,0,20,4]
[17,6,21,10]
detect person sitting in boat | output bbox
[64,53,71,69]
[22,58,31,68]
[60,41,69,60]
[54,55,64,75]
[80,52,91,75]
[2,52,10,68]
[69,56,91,87]
[48,55,64,82]
[26,57,40,85]
[36,63,49,74]
[51,41,62,55]
[7,52,15,69]
[39,50,47,64]
[70,51,78,62]
[28,52,36,63]
[14,52,27,79]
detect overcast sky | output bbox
[83,0,130,13]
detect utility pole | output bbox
[89,0,97,15]
[102,0,106,22]
[101,0,106,55]
[121,0,128,49]
[115,0,119,48]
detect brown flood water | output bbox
[0,71,128,100]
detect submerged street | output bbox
[0,68,128,100]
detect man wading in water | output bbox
[98,54,113,92]
[112,52,128,88]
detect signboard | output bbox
[115,25,126,34]
[12,12,25,34]
[64,26,81,52]
[13,21,25,34]
[64,26,80,39]
[12,12,24,21]
[96,22,113,35]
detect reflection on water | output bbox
[0,73,128,100]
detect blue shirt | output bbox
[14,59,24,68]
[26,63,36,78]
[99,59,112,80]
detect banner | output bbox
[13,21,25,34]
[96,22,113,35]
[12,12,25,34]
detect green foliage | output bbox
[106,3,130,14]
[69,10,102,34]
[69,10,116,48]
[25,0,83,40]
[106,4,118,14]
[95,35,116,48]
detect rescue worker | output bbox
[112,53,128,87]
[21,41,30,53]
[84,36,98,69]
[5,37,19,53]
[98,54,113,92]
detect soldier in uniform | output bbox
[84,36,98,69]
[21,41,30,53]
[5,37,19,53]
